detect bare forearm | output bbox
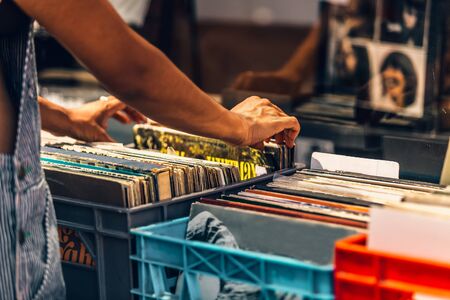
[111,39,245,144]
[38,96,71,136]
[16,0,244,144]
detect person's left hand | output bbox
[67,96,147,142]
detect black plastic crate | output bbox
[382,135,448,183]
[53,169,296,300]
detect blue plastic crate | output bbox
[131,217,334,300]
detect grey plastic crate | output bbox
[52,169,296,300]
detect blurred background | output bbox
[36,0,450,182]
[37,0,318,92]
[37,0,320,141]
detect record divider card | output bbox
[311,152,400,179]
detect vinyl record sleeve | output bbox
[199,198,367,229]
[133,124,294,180]
[42,142,241,207]
[220,193,368,223]
[245,189,369,214]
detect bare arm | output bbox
[16,0,299,147]
[278,24,321,81]
[39,96,71,137]
[232,24,321,95]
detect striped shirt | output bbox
[0,3,65,299]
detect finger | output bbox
[231,95,261,111]
[284,118,301,148]
[246,95,262,101]
[283,130,290,148]
[262,108,282,118]
[97,98,127,126]
[93,124,115,142]
[250,141,265,151]
[269,102,286,115]
[274,132,284,144]
[272,116,300,148]
[113,110,132,124]
[124,106,147,123]
[286,128,300,148]
[257,99,287,117]
[283,130,295,148]
[256,97,272,106]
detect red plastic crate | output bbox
[334,234,450,300]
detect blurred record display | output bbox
[317,0,443,124]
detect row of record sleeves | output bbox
[43,131,450,222]
[42,143,240,207]
[131,167,450,299]
[41,124,294,208]
[42,123,449,212]
[194,168,450,232]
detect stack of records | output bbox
[41,143,240,208]
[201,169,450,230]
[181,170,450,298]
[133,124,294,181]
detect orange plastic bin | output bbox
[334,234,450,300]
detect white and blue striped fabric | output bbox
[0,4,65,300]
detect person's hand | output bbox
[232,70,301,95]
[231,96,300,149]
[67,96,147,142]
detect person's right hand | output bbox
[231,96,300,149]
[231,70,301,95]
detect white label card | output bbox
[311,152,399,179]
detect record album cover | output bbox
[58,226,95,267]
[133,124,293,180]
[318,0,439,121]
